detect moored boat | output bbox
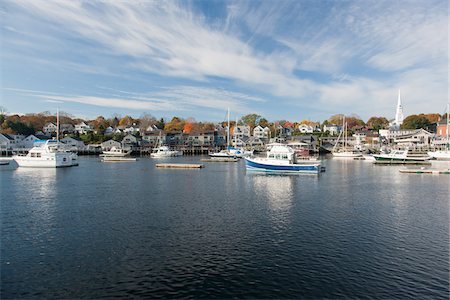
[245,145,321,174]
[151,146,182,158]
[13,140,78,168]
[372,149,431,162]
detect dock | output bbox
[200,158,239,162]
[374,160,431,165]
[101,157,137,162]
[400,169,450,174]
[155,163,203,169]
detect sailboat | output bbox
[209,108,240,159]
[13,109,78,167]
[428,102,450,160]
[332,116,363,158]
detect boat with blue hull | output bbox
[245,145,321,174]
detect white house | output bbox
[253,125,270,139]
[0,133,14,150]
[19,134,50,149]
[75,122,93,134]
[298,124,314,134]
[60,136,85,151]
[124,126,140,134]
[43,122,58,135]
[323,124,341,135]
[101,139,121,151]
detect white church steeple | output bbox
[395,89,404,126]
[389,89,405,130]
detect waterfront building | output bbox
[121,134,140,151]
[436,120,449,138]
[323,124,342,135]
[60,123,75,134]
[393,129,433,147]
[253,125,270,139]
[19,134,50,150]
[235,125,251,139]
[101,139,121,151]
[0,133,15,150]
[75,122,94,134]
[60,136,85,151]
[389,90,404,130]
[43,122,58,135]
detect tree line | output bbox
[0,108,446,137]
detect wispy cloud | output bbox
[1,0,447,120]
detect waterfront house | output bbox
[43,122,58,135]
[186,131,215,147]
[142,130,165,147]
[253,125,270,139]
[75,122,93,134]
[121,134,140,151]
[247,137,265,149]
[235,125,251,139]
[19,134,50,149]
[61,136,85,151]
[101,139,121,151]
[323,124,341,135]
[393,129,433,147]
[436,120,449,138]
[60,123,75,134]
[0,133,14,150]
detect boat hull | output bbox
[372,155,430,162]
[245,158,320,174]
[427,151,450,160]
[13,156,77,168]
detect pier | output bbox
[155,163,204,169]
[400,169,450,174]
[374,161,431,165]
[200,158,239,162]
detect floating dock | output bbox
[400,169,450,174]
[200,158,239,162]
[101,157,137,162]
[374,160,431,165]
[156,163,203,169]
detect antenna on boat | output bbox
[56,107,59,144]
[227,108,230,148]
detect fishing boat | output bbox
[372,149,431,162]
[428,102,450,160]
[332,116,363,158]
[245,144,321,174]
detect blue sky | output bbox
[1,0,448,122]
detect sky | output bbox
[1,0,448,122]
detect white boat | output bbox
[13,140,78,168]
[372,149,431,162]
[427,150,450,160]
[332,116,363,158]
[101,156,137,162]
[101,147,132,157]
[151,146,182,158]
[245,145,321,174]
[428,102,450,160]
[13,109,78,168]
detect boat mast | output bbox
[447,102,449,150]
[227,108,230,148]
[56,107,59,144]
[343,115,346,150]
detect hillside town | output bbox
[0,96,448,155]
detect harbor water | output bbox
[1,157,449,299]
